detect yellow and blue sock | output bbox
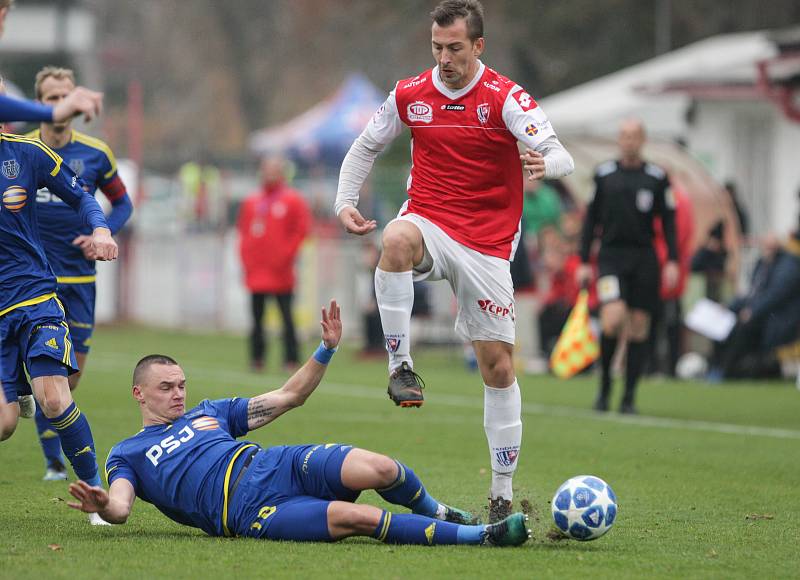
[372,510,485,545]
[48,402,102,487]
[377,461,443,519]
[34,405,65,470]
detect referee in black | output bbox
[577,119,678,414]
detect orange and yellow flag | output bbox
[550,290,599,379]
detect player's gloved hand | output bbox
[338,206,377,236]
[91,227,118,261]
[663,260,679,291]
[320,299,342,350]
[576,263,593,288]
[72,234,98,260]
[520,148,546,180]
[67,480,109,514]
[53,87,103,123]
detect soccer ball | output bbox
[551,475,617,541]
[676,352,708,379]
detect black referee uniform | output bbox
[580,159,677,411]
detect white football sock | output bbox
[374,268,414,373]
[484,380,522,501]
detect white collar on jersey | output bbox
[431,60,486,100]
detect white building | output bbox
[542,26,800,237]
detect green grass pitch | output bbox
[2,325,799,579]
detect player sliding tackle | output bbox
[68,301,531,546]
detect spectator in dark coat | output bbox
[708,231,800,380]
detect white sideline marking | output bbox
[90,353,800,441]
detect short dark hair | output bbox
[431,0,484,41]
[133,354,179,386]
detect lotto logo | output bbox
[477,299,514,320]
[514,90,538,111]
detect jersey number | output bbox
[145,426,195,466]
[36,188,65,204]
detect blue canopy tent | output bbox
[249,73,385,167]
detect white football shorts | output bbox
[394,211,515,344]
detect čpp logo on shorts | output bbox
[476,299,515,321]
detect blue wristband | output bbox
[313,341,337,365]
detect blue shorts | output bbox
[56,282,96,353]
[0,297,78,403]
[231,443,358,541]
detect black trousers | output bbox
[250,292,299,365]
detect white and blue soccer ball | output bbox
[551,475,617,541]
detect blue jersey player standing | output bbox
[0,125,118,525]
[0,1,102,437]
[26,66,133,481]
[68,301,531,546]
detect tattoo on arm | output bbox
[247,398,277,425]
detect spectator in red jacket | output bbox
[649,185,694,376]
[237,155,311,371]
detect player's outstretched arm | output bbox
[67,479,135,524]
[246,300,342,431]
[52,86,103,123]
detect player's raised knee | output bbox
[381,223,420,260]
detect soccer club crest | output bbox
[2,158,20,179]
[68,158,85,176]
[477,103,490,125]
[385,335,402,353]
[495,447,519,467]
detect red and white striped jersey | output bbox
[365,62,557,260]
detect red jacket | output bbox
[237,183,311,293]
[654,187,694,300]
[545,254,600,311]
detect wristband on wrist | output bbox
[313,341,337,365]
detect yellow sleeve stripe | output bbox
[0,292,57,318]
[0,134,62,176]
[72,131,118,179]
[56,275,97,284]
[221,444,257,537]
[23,128,41,139]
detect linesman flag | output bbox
[550,290,599,379]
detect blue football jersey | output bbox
[27,130,119,278]
[0,134,103,315]
[105,398,255,536]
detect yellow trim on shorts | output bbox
[0,293,57,318]
[60,321,73,365]
[222,444,258,537]
[56,275,97,284]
